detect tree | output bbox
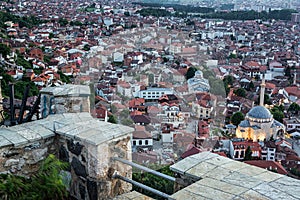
[271,106,285,122]
[230,111,244,126]
[83,44,90,51]
[0,154,69,200]
[288,102,300,116]
[248,81,254,91]
[185,67,198,80]
[244,146,252,161]
[108,115,118,124]
[0,43,11,58]
[257,94,272,105]
[58,18,68,26]
[234,88,246,97]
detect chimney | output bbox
[259,73,266,106]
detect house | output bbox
[131,114,151,125]
[29,48,44,61]
[132,125,153,152]
[261,141,276,161]
[91,105,108,122]
[128,98,145,112]
[283,117,300,133]
[282,86,300,102]
[192,92,215,120]
[232,140,261,160]
[113,52,124,63]
[138,87,173,101]
[241,61,267,78]
[244,160,288,175]
[161,124,175,143]
[198,120,210,138]
[117,80,131,97]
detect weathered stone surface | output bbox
[79,183,86,199]
[87,179,98,200]
[29,147,48,164]
[17,158,25,170]
[59,145,69,162]
[4,150,19,158]
[67,139,83,156]
[71,157,87,178]
[4,158,19,167]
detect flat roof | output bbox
[0,113,133,147]
[170,152,300,200]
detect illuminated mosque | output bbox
[235,75,285,142]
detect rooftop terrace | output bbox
[170,152,300,200]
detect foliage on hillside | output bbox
[0,11,46,29]
[132,165,174,199]
[202,9,297,21]
[0,154,69,200]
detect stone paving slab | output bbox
[269,176,300,199]
[0,113,133,148]
[197,177,248,196]
[222,171,264,189]
[171,189,209,200]
[170,157,203,174]
[252,182,296,200]
[113,191,154,200]
[185,182,236,200]
[236,164,267,176]
[0,128,27,146]
[235,190,271,200]
[0,135,12,147]
[203,166,234,180]
[253,171,282,182]
[186,161,218,178]
[170,152,300,200]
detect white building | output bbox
[138,88,173,101]
[187,71,210,93]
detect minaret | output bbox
[259,73,266,106]
[293,70,297,85]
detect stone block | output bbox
[67,139,83,156]
[4,158,19,167]
[87,179,98,200]
[59,145,69,162]
[71,157,87,178]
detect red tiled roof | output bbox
[181,146,202,159]
[244,160,288,175]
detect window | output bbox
[145,140,148,145]
[133,141,136,146]
[235,151,239,158]
[240,151,244,158]
[139,140,142,145]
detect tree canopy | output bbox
[288,102,300,116]
[230,111,244,126]
[234,88,246,97]
[185,67,197,80]
[244,146,252,161]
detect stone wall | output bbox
[0,137,57,176]
[0,113,134,200]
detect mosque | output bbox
[235,75,285,142]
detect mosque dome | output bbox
[246,106,273,122]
